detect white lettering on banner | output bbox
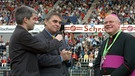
[0,26,16,33]
[64,25,135,33]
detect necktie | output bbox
[52,35,55,39]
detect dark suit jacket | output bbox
[94,32,135,76]
[9,25,62,76]
[35,29,71,76]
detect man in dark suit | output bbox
[9,6,63,76]
[35,12,72,76]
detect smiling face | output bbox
[44,15,62,35]
[104,14,121,36]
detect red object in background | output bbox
[98,32,102,37]
[72,52,78,60]
[70,26,76,31]
[127,26,133,31]
[1,59,7,63]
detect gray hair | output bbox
[45,12,63,21]
[14,5,37,25]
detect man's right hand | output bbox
[60,49,71,61]
[55,34,63,41]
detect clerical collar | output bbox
[109,32,118,39]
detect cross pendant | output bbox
[100,56,106,70]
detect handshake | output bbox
[60,49,72,61]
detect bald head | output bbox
[104,14,121,36]
[105,14,121,23]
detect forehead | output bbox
[49,15,62,21]
[30,13,37,20]
[32,13,37,16]
[104,15,119,22]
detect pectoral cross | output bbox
[100,56,106,70]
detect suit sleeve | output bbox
[38,54,62,67]
[19,31,62,53]
[111,36,135,76]
[94,47,102,76]
[94,40,107,76]
[59,39,74,67]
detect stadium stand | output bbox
[0,0,134,76]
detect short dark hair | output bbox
[45,12,63,21]
[14,6,37,25]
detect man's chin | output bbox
[106,30,112,35]
[28,28,34,31]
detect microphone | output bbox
[56,31,63,36]
[55,31,63,41]
[55,31,64,38]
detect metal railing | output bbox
[0,67,10,76]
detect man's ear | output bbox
[118,22,121,28]
[44,20,47,24]
[23,17,28,23]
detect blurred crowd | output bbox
[0,0,134,26]
[0,0,57,25]
[88,0,135,25]
[0,35,10,68]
